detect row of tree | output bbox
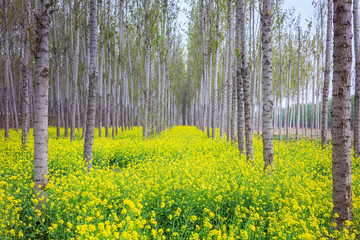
[0,0,357,231]
[0,0,187,143]
[185,0,333,143]
[184,0,354,230]
[0,0,188,215]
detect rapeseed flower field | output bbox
[0,126,359,239]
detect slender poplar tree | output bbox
[331,0,353,230]
[239,0,253,162]
[33,0,53,210]
[321,0,332,148]
[84,0,98,171]
[353,0,360,155]
[261,0,274,171]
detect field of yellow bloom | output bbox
[0,126,359,239]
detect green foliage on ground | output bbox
[0,126,359,239]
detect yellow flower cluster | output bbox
[0,126,359,239]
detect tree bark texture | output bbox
[34,0,53,210]
[3,4,10,140]
[235,0,245,153]
[21,0,31,145]
[331,0,353,230]
[261,0,274,171]
[238,0,253,162]
[296,26,301,141]
[84,0,98,171]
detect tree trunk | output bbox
[105,50,111,138]
[331,0,354,229]
[316,90,320,136]
[235,1,244,152]
[10,66,19,132]
[311,53,316,140]
[3,4,10,140]
[354,0,360,155]
[112,81,116,138]
[226,1,234,140]
[250,0,256,134]
[63,0,69,138]
[296,27,301,141]
[261,0,274,171]
[29,72,34,129]
[278,13,283,140]
[220,1,231,139]
[76,88,81,133]
[212,11,220,139]
[201,0,206,133]
[70,1,80,141]
[82,9,91,139]
[21,0,31,145]
[257,60,262,136]
[84,0,98,171]
[207,50,213,138]
[144,0,151,139]
[98,49,104,137]
[231,71,238,141]
[302,88,305,134]
[285,60,291,140]
[289,103,292,133]
[238,0,253,161]
[105,0,111,138]
[157,50,162,133]
[321,0,332,147]
[274,97,277,135]
[116,84,120,134]
[34,0,53,211]
[305,70,308,137]
[52,14,61,139]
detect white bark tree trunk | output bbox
[52,14,61,139]
[305,69,308,137]
[353,0,360,154]
[84,0,98,171]
[98,48,104,137]
[235,1,245,152]
[226,0,234,140]
[261,0,274,171]
[21,0,31,145]
[257,56,262,136]
[3,4,10,140]
[70,1,80,141]
[10,62,19,132]
[296,26,301,141]
[321,0,332,147]
[207,49,212,138]
[220,1,231,139]
[82,9,91,139]
[311,53,316,140]
[63,0,70,138]
[285,60,291,140]
[34,0,53,210]
[278,11,283,140]
[105,0,111,138]
[238,0,253,162]
[144,0,151,139]
[212,10,220,139]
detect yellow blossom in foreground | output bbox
[1,126,360,239]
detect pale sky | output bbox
[177,0,189,45]
[283,0,315,29]
[177,0,317,45]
